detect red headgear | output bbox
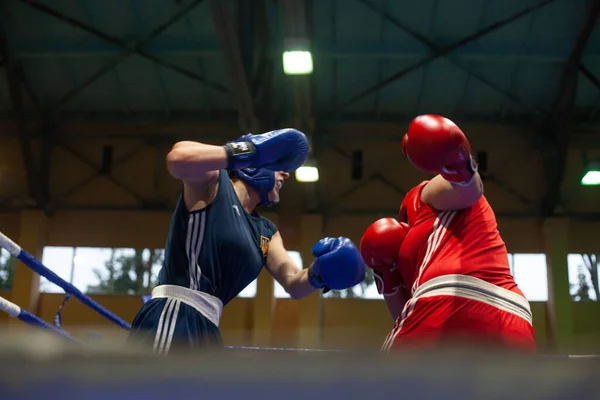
[398,181,429,226]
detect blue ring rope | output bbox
[0,295,79,342]
[0,231,131,330]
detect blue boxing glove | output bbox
[308,237,366,291]
[223,128,309,172]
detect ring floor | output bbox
[0,331,599,400]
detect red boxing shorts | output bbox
[382,275,536,352]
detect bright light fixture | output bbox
[581,169,600,186]
[581,161,600,186]
[295,165,319,182]
[283,50,313,75]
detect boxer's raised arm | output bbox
[402,115,484,211]
[166,141,227,183]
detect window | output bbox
[0,248,15,290]
[40,247,164,295]
[237,280,257,298]
[321,253,549,301]
[323,268,380,299]
[568,254,599,301]
[509,253,548,301]
[40,246,75,293]
[238,251,305,299]
[32,248,559,303]
[39,247,313,298]
[274,251,303,298]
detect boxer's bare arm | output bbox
[265,232,317,299]
[166,141,229,211]
[421,172,483,211]
[384,289,409,321]
[166,141,228,182]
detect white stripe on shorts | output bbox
[153,298,181,355]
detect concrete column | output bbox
[9,210,49,320]
[250,268,276,347]
[542,218,573,352]
[297,214,324,349]
[250,213,279,347]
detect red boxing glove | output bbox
[402,114,477,186]
[360,218,409,296]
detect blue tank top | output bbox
[158,170,278,305]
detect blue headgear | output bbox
[231,168,276,207]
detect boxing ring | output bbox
[1,230,599,400]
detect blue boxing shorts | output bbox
[128,285,223,354]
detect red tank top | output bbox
[397,186,524,297]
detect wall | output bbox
[2,209,599,254]
[0,124,599,353]
[1,124,599,217]
[0,206,599,352]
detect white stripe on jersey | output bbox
[186,212,207,290]
[411,210,457,294]
[382,210,456,352]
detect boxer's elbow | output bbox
[455,172,484,208]
[166,142,198,179]
[166,148,186,179]
[422,173,483,211]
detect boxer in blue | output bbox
[129,128,366,354]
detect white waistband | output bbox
[412,275,533,325]
[151,285,223,328]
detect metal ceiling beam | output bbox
[355,0,556,117]
[0,110,564,126]
[39,116,57,212]
[20,0,227,111]
[16,38,600,61]
[314,172,405,215]
[281,0,319,212]
[236,0,254,84]
[56,143,147,203]
[325,141,534,213]
[580,65,600,120]
[0,34,43,208]
[56,141,149,205]
[0,110,576,125]
[579,64,600,92]
[2,119,600,148]
[209,0,258,132]
[250,0,278,129]
[0,200,597,220]
[539,0,600,218]
[281,0,315,135]
[339,0,559,112]
[306,208,600,221]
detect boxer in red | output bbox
[360,115,536,352]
